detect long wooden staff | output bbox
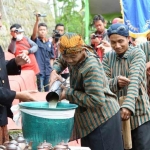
[119,96,132,150]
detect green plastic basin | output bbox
[19,102,78,150]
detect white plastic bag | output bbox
[11,104,75,126]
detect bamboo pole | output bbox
[119,96,132,150]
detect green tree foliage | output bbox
[0,0,54,51]
[54,0,85,37]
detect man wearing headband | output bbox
[50,33,123,150]
[102,23,150,149]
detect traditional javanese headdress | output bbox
[107,23,129,37]
[59,32,85,54]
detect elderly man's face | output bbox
[0,13,2,29]
[62,50,85,66]
[109,34,129,55]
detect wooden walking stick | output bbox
[119,96,132,150]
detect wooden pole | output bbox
[119,96,132,149]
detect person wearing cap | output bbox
[49,33,124,150]
[102,23,150,149]
[8,24,40,75]
[0,13,36,144]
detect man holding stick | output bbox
[102,23,150,150]
[50,32,124,150]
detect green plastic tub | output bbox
[19,102,78,150]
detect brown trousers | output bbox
[0,125,9,145]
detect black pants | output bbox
[131,120,150,150]
[81,111,124,150]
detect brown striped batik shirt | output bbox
[138,41,150,96]
[53,51,120,140]
[102,46,150,130]
[138,41,150,63]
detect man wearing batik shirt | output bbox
[129,39,150,97]
[102,23,150,150]
[49,33,124,150]
[138,41,150,96]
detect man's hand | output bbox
[15,90,38,102]
[11,32,17,38]
[19,50,29,55]
[91,37,100,44]
[97,40,111,48]
[90,34,100,44]
[120,108,132,121]
[59,85,67,100]
[146,62,150,76]
[118,76,130,88]
[49,70,63,87]
[15,53,30,66]
[35,13,40,22]
[96,40,112,53]
[11,28,17,38]
[97,43,105,52]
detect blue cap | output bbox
[107,23,129,37]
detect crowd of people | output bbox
[1,11,150,150]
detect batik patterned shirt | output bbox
[138,41,150,96]
[53,51,120,140]
[102,46,150,130]
[139,41,150,63]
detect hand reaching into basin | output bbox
[15,90,38,102]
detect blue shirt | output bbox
[34,38,54,76]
